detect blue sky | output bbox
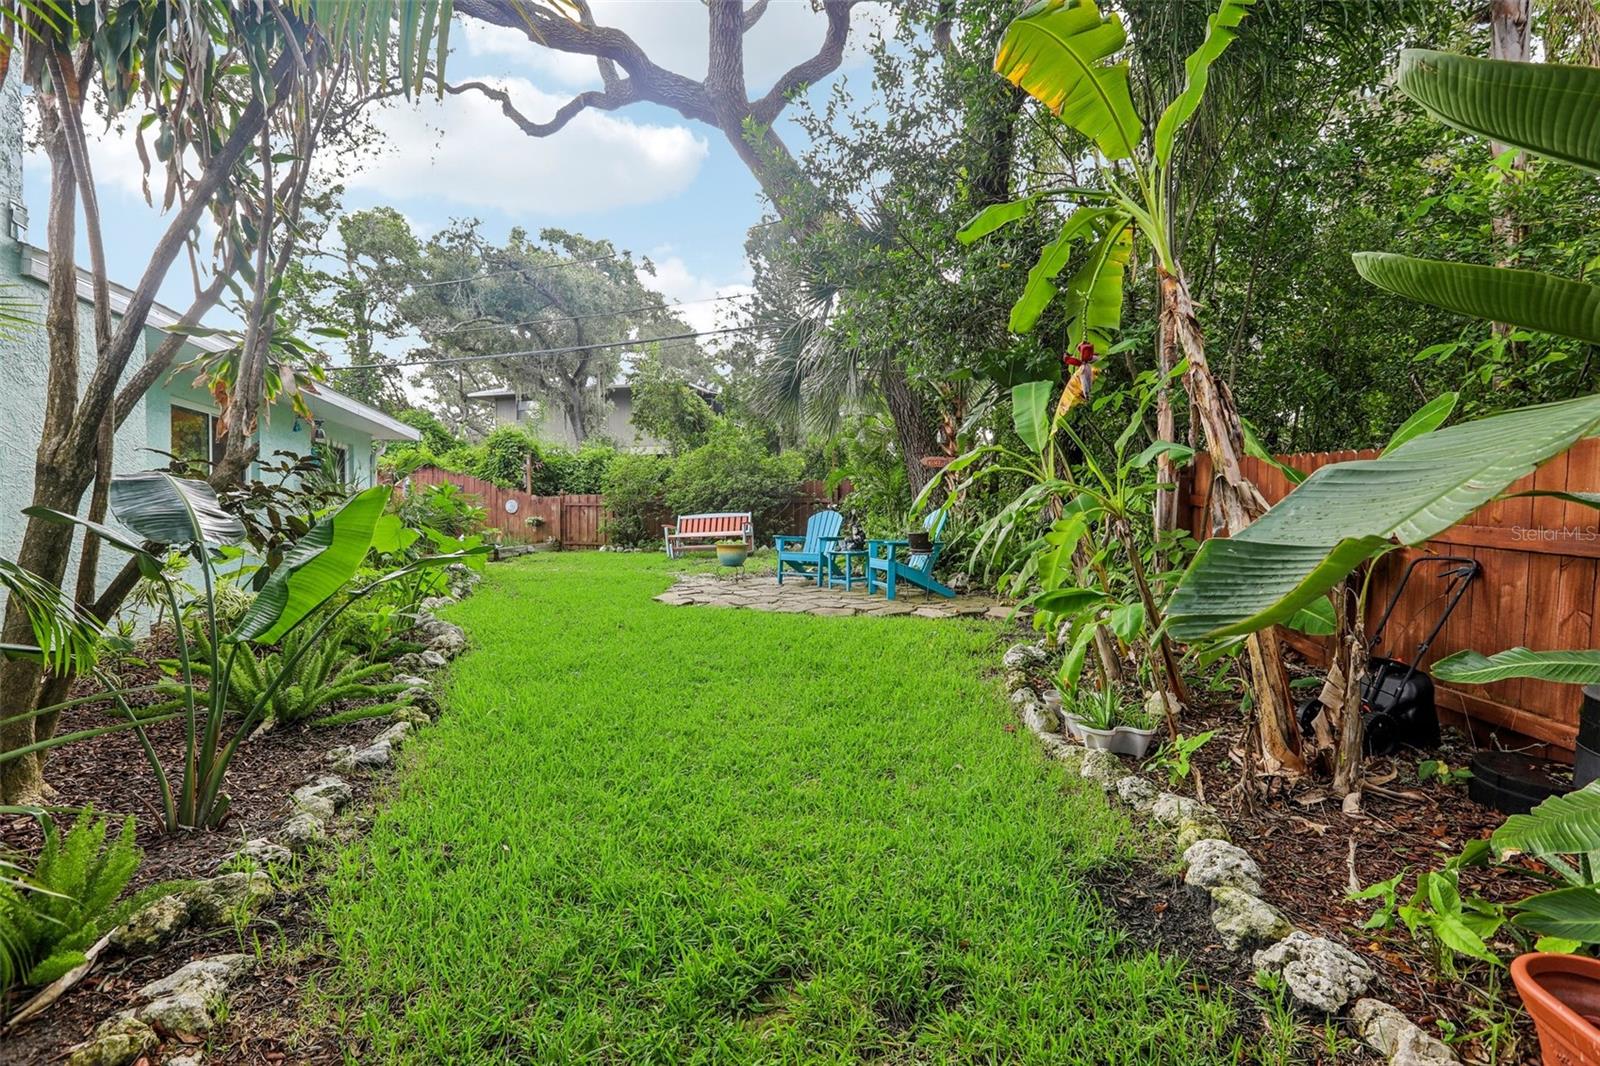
[20,2,892,344]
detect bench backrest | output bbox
[676,512,751,537]
[801,509,843,553]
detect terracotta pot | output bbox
[1513,952,1600,1066]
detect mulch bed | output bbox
[1116,693,1551,1066]
[0,632,405,1064]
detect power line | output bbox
[431,291,755,338]
[345,324,759,371]
[405,251,619,290]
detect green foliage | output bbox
[0,809,140,996]
[1144,730,1216,786]
[1433,647,1600,687]
[473,426,541,490]
[600,453,670,548]
[630,352,719,455]
[665,424,805,539]
[534,442,617,496]
[396,482,487,540]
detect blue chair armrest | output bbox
[773,535,804,549]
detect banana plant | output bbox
[1354,52,1600,343]
[2,474,485,831]
[1434,649,1600,687]
[1486,782,1600,952]
[958,0,1318,770]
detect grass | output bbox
[320,553,1248,1064]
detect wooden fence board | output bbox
[1180,440,1600,752]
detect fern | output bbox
[0,808,142,999]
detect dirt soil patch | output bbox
[0,649,404,1064]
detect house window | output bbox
[169,405,221,467]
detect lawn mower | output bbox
[1296,555,1480,756]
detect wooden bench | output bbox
[663,512,753,559]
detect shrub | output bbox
[536,441,617,495]
[601,453,670,547]
[0,808,142,995]
[472,426,540,489]
[665,424,804,539]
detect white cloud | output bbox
[344,77,709,215]
[638,251,754,335]
[460,19,603,88]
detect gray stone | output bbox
[374,721,411,749]
[1210,886,1293,951]
[281,813,326,851]
[391,704,433,727]
[1151,792,1208,827]
[948,571,971,594]
[394,673,429,690]
[1002,642,1049,671]
[1079,748,1127,786]
[1114,774,1159,812]
[291,775,352,820]
[415,618,466,658]
[137,954,254,1001]
[335,740,393,771]
[418,649,447,670]
[1053,746,1086,773]
[139,987,218,1033]
[1183,839,1262,894]
[164,1053,205,1066]
[224,838,294,871]
[1350,999,1457,1064]
[184,872,272,927]
[1254,931,1373,1013]
[67,1014,157,1066]
[419,596,453,613]
[1176,816,1231,852]
[111,893,190,952]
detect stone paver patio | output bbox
[654,572,1017,620]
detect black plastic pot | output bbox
[1575,684,1600,790]
[907,531,932,553]
[1470,750,1572,814]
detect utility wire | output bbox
[344,324,759,371]
[326,250,622,296]
[431,291,754,338]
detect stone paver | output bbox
[654,573,1019,621]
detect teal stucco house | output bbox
[0,79,417,574]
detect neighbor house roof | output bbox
[18,244,419,442]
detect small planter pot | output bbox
[1080,726,1118,751]
[716,544,750,567]
[1109,725,1157,759]
[1512,952,1600,1066]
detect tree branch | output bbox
[743,0,771,32]
[750,1,859,127]
[444,78,636,136]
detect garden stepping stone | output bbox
[1183,839,1263,895]
[1253,931,1373,1013]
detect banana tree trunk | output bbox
[1159,268,1305,775]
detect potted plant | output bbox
[1111,695,1161,758]
[715,539,750,567]
[1074,687,1120,751]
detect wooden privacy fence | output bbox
[399,467,846,553]
[1180,439,1600,753]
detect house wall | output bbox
[515,389,668,454]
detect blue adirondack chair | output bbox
[773,509,843,585]
[866,510,953,600]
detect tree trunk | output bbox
[1330,577,1368,798]
[1152,290,1181,539]
[1159,267,1305,776]
[1487,0,1531,364]
[880,360,940,498]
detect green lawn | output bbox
[321,553,1246,1064]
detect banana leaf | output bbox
[1492,781,1600,862]
[231,485,391,645]
[1354,253,1600,347]
[1434,648,1600,687]
[107,471,246,548]
[1153,0,1256,166]
[1511,887,1600,944]
[1011,380,1054,453]
[1396,49,1600,174]
[993,0,1139,160]
[1167,393,1600,641]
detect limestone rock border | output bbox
[1000,641,1457,1066]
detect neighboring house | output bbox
[469,374,718,454]
[0,79,417,582]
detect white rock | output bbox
[111,893,190,952]
[225,838,294,871]
[1079,748,1127,786]
[419,649,447,670]
[1001,642,1049,671]
[291,775,352,820]
[134,954,254,1035]
[1210,886,1293,951]
[1184,839,1262,894]
[1351,999,1457,1064]
[137,954,253,1001]
[282,813,326,851]
[1254,931,1373,1013]
[1009,687,1042,712]
[184,871,272,926]
[373,720,411,749]
[334,741,393,771]
[165,1052,206,1066]
[1115,775,1159,812]
[1151,792,1206,826]
[67,1014,157,1066]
